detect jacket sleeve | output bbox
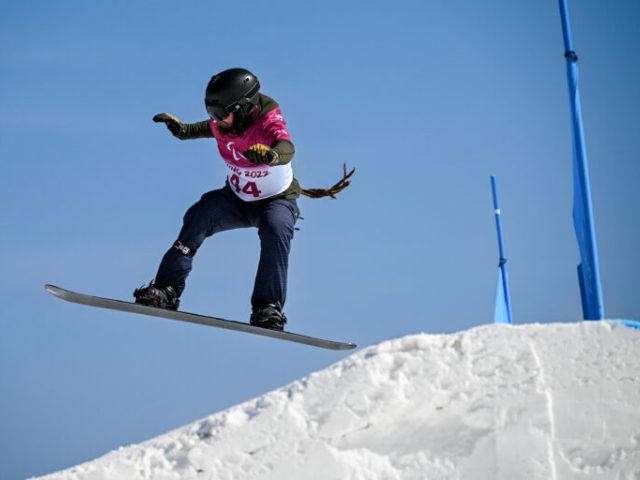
[271,139,295,165]
[176,120,214,140]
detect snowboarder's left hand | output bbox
[243,144,280,166]
[152,113,185,137]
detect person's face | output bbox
[216,111,234,129]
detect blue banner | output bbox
[494,268,512,325]
[491,176,513,325]
[560,0,605,319]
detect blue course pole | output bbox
[491,176,513,325]
[558,0,605,320]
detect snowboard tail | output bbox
[44,284,356,351]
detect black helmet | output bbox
[204,68,260,122]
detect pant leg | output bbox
[251,198,299,308]
[155,187,250,295]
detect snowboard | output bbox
[44,284,356,351]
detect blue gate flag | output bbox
[494,268,512,325]
[491,176,513,324]
[559,0,605,319]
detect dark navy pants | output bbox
[154,186,299,308]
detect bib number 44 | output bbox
[230,173,262,198]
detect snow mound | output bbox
[39,322,640,479]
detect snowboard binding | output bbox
[250,302,287,331]
[133,284,180,311]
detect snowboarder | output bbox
[134,68,353,331]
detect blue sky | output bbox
[2,1,639,478]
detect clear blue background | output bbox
[1,1,638,478]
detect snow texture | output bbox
[38,322,640,480]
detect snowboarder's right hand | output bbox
[153,113,184,137]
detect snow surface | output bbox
[38,322,640,480]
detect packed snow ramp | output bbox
[40,321,640,480]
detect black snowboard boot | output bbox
[133,284,180,311]
[250,301,287,331]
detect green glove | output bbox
[243,143,280,166]
[152,113,184,137]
